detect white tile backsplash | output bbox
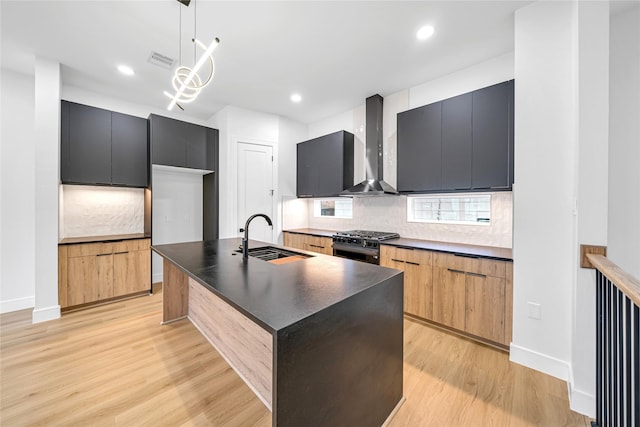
[302,192,512,248]
[60,185,145,238]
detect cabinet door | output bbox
[284,232,302,250]
[314,132,348,197]
[296,140,319,197]
[403,250,433,319]
[185,122,208,170]
[472,81,513,189]
[111,112,148,187]
[113,249,150,296]
[465,274,505,343]
[441,93,472,191]
[380,246,432,319]
[296,131,353,198]
[150,115,186,167]
[64,102,112,184]
[397,103,442,192]
[432,267,465,330]
[67,253,113,305]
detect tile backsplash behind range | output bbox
[305,192,513,248]
[59,185,145,238]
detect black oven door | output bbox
[332,243,379,264]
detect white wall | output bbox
[608,5,640,280]
[512,1,576,382]
[151,166,204,283]
[32,58,61,323]
[211,106,280,240]
[571,1,610,415]
[0,69,36,313]
[277,117,307,242]
[513,1,612,417]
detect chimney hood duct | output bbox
[340,94,398,196]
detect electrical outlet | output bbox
[528,302,541,320]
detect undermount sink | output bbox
[237,246,313,264]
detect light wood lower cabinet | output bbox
[382,245,513,347]
[283,232,333,256]
[432,267,466,331]
[433,252,510,346]
[380,246,432,319]
[59,238,150,310]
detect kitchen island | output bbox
[152,238,404,427]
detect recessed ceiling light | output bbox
[290,93,302,103]
[416,25,435,41]
[117,65,135,76]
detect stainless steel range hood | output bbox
[340,94,398,196]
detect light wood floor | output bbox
[1,285,591,426]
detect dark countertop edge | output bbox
[283,228,336,238]
[284,228,513,261]
[380,238,513,261]
[59,233,151,245]
[151,245,275,334]
[152,240,402,334]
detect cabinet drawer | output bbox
[304,236,332,254]
[112,238,150,253]
[380,246,432,267]
[67,242,114,257]
[433,252,506,278]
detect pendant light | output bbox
[164,0,220,111]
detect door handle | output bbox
[466,272,487,278]
[406,261,420,266]
[447,268,465,274]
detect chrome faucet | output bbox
[242,213,273,259]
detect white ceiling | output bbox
[1,0,627,124]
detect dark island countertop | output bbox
[152,238,402,333]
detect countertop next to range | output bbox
[284,228,513,261]
[152,238,402,333]
[58,233,150,245]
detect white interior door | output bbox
[237,142,274,243]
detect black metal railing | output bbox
[590,254,640,427]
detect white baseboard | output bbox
[32,305,61,323]
[509,343,570,381]
[568,382,595,418]
[1,296,35,314]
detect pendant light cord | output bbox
[193,0,197,64]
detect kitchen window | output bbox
[313,199,353,219]
[407,194,491,225]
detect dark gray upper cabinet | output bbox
[441,93,472,191]
[396,80,514,193]
[397,103,442,192]
[149,114,215,171]
[111,112,149,187]
[471,81,514,190]
[296,131,354,198]
[150,114,185,168]
[61,101,148,187]
[61,101,112,185]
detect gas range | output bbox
[332,230,400,264]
